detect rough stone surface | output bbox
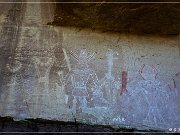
[0,0,179,133]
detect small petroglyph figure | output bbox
[86,49,122,123]
[65,49,98,116]
[97,49,120,107]
[137,64,167,127]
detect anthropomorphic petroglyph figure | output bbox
[123,64,170,127]
[4,33,29,119]
[96,49,120,108]
[31,27,58,118]
[65,49,98,116]
[137,64,167,127]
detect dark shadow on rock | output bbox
[50,0,180,35]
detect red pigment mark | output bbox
[120,67,128,95]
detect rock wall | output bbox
[0,1,179,132]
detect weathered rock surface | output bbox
[0,0,179,133]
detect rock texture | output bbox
[0,0,179,133]
[52,0,180,35]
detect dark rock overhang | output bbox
[51,0,180,35]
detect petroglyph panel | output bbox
[1,25,180,130]
[0,2,179,132]
[59,27,180,130]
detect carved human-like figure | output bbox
[31,27,58,118]
[64,49,98,116]
[124,64,170,127]
[97,49,120,108]
[138,64,168,128]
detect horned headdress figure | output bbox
[70,49,95,68]
[65,49,98,117]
